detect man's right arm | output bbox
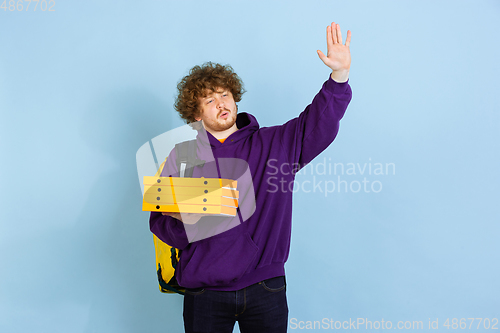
[148,149,192,250]
[150,212,190,250]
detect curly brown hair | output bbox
[174,62,246,124]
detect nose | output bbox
[216,98,225,109]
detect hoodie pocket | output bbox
[179,232,259,288]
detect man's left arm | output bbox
[278,22,352,170]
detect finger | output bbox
[337,24,343,45]
[345,30,351,47]
[317,50,327,63]
[163,212,181,220]
[317,50,332,68]
[326,25,333,50]
[331,22,338,44]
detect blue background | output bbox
[1,0,499,332]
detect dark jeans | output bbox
[183,276,288,333]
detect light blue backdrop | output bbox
[1,0,499,332]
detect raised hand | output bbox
[317,22,351,83]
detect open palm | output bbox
[317,22,351,74]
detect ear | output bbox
[194,110,202,122]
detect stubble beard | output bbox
[205,109,237,132]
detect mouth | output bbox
[219,111,229,118]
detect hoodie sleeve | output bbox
[277,75,352,171]
[149,149,191,250]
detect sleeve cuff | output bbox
[325,75,350,94]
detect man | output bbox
[150,22,352,333]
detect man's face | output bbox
[196,88,238,133]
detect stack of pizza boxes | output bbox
[143,176,239,216]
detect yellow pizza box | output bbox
[143,201,237,216]
[144,185,239,199]
[144,194,238,207]
[143,176,237,190]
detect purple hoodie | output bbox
[150,75,352,291]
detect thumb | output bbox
[317,50,328,64]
